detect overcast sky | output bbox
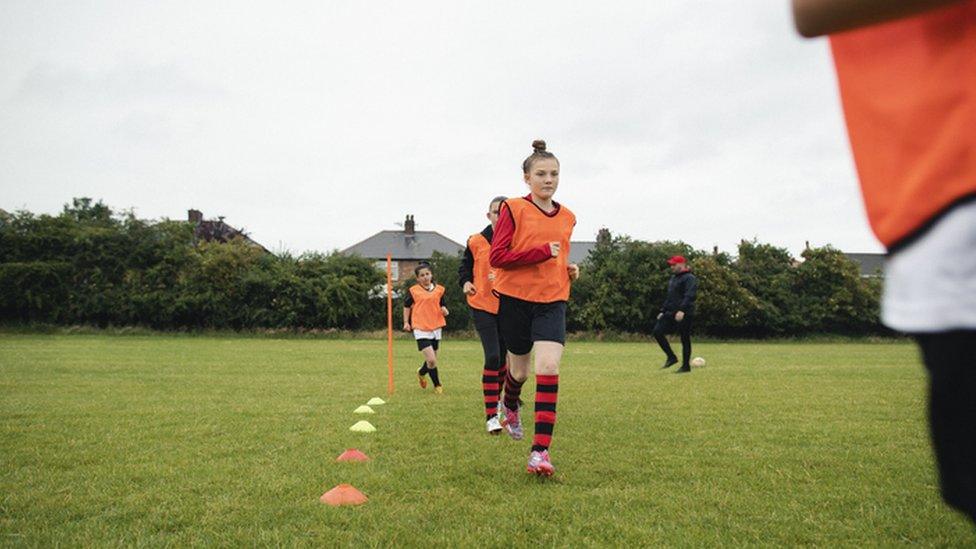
[0,1,882,257]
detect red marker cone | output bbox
[336,449,370,462]
[320,484,368,506]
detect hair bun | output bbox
[532,139,547,152]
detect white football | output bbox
[690,356,706,367]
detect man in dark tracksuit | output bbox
[653,255,698,373]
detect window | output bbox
[373,260,399,281]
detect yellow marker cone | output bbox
[349,420,376,433]
[354,405,375,414]
[366,397,386,406]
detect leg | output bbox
[472,309,503,421]
[653,315,678,367]
[504,351,530,410]
[916,330,976,524]
[422,343,442,390]
[532,341,563,454]
[497,295,533,441]
[676,314,693,373]
[525,301,566,476]
[497,325,509,409]
[416,339,431,388]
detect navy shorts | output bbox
[497,294,566,355]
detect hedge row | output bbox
[0,199,884,336]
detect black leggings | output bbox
[471,308,506,372]
[653,312,693,367]
[915,330,976,524]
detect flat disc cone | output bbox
[320,484,368,506]
[336,449,370,462]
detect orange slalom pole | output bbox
[386,254,394,395]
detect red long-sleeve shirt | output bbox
[489,195,559,268]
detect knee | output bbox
[535,358,560,376]
[426,357,437,368]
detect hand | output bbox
[675,311,685,322]
[549,242,561,257]
[567,263,580,281]
[441,306,450,317]
[463,281,476,296]
[657,313,663,320]
[403,323,411,332]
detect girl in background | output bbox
[403,262,449,394]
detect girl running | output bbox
[403,262,449,394]
[490,140,580,476]
[458,196,509,434]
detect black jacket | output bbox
[458,225,493,287]
[660,270,697,314]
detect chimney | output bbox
[805,240,810,251]
[188,209,203,224]
[404,214,415,235]
[713,245,719,256]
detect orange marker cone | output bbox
[336,449,370,462]
[320,484,368,506]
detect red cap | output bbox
[667,255,686,265]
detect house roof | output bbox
[844,252,885,276]
[190,213,270,254]
[343,230,464,260]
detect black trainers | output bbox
[675,365,691,374]
[662,357,678,369]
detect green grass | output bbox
[1,334,972,546]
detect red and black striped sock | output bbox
[532,374,558,452]
[503,370,525,411]
[483,366,500,420]
[498,362,507,402]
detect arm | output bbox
[440,292,449,316]
[402,290,414,330]
[459,242,475,294]
[489,202,554,268]
[792,0,965,37]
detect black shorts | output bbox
[497,294,566,355]
[416,338,440,352]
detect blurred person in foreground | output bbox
[793,0,975,523]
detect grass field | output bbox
[1,334,973,546]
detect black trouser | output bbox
[653,312,692,367]
[914,330,976,524]
[471,308,506,373]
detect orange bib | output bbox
[494,198,576,303]
[830,1,976,248]
[466,233,499,314]
[409,284,446,331]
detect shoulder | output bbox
[558,203,576,222]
